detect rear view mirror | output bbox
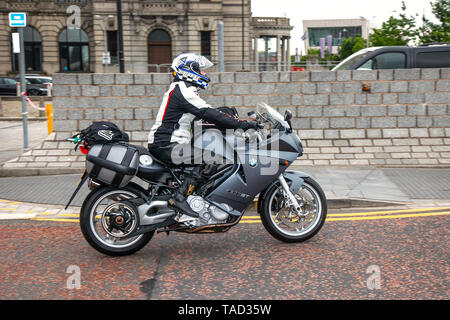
[284,109,292,121]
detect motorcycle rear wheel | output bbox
[80,184,154,256]
[260,177,327,243]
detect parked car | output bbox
[0,77,48,96]
[332,44,450,71]
[14,75,52,88]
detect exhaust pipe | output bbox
[138,200,175,226]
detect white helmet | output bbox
[171,52,214,89]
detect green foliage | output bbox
[370,0,450,46]
[418,0,450,43]
[370,1,418,46]
[340,36,367,60]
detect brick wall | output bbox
[3,68,450,169]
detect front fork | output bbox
[278,175,304,216]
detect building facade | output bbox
[0,0,292,76]
[303,18,370,55]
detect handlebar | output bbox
[66,137,81,144]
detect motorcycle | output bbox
[66,103,327,256]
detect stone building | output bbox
[0,0,293,75]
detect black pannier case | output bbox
[86,143,139,188]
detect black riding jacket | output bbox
[148,80,253,146]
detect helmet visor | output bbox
[196,55,214,70]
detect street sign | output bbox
[9,12,27,27]
[102,51,111,65]
[12,33,20,53]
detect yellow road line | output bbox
[32,218,79,223]
[8,201,21,205]
[0,208,16,211]
[327,207,450,217]
[327,211,450,221]
[54,213,79,217]
[29,208,450,223]
[241,207,450,219]
[241,210,450,223]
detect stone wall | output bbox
[2,68,450,170]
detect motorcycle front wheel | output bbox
[79,184,154,256]
[260,177,327,243]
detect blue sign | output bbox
[9,12,27,27]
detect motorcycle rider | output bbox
[148,52,259,218]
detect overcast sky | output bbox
[251,0,439,54]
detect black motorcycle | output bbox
[67,104,327,256]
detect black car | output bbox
[333,44,450,70]
[0,77,48,96]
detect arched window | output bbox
[148,29,172,72]
[11,26,42,72]
[59,28,89,72]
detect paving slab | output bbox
[0,121,48,164]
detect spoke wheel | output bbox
[80,184,154,256]
[260,177,327,243]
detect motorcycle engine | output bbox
[184,195,231,226]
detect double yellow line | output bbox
[26,206,450,224]
[240,206,450,223]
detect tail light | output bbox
[79,145,89,154]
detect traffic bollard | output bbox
[46,104,53,135]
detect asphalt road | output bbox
[0,207,448,300]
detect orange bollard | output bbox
[46,104,53,135]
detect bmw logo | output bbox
[249,158,257,168]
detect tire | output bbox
[260,177,327,243]
[27,89,40,96]
[79,184,154,256]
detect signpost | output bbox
[9,12,29,149]
[102,51,111,72]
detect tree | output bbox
[370,1,418,46]
[340,36,367,60]
[418,0,450,43]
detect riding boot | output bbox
[168,172,200,218]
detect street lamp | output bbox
[95,14,114,72]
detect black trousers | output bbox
[148,143,205,166]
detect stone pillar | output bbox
[276,36,281,71]
[254,37,259,72]
[286,37,291,71]
[263,36,269,71]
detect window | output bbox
[357,52,406,70]
[4,78,18,85]
[59,28,89,72]
[373,52,406,69]
[201,31,211,61]
[416,51,450,68]
[11,26,42,72]
[107,31,118,65]
[308,26,362,47]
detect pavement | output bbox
[0,165,449,222]
[0,120,48,164]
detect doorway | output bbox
[148,29,172,73]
